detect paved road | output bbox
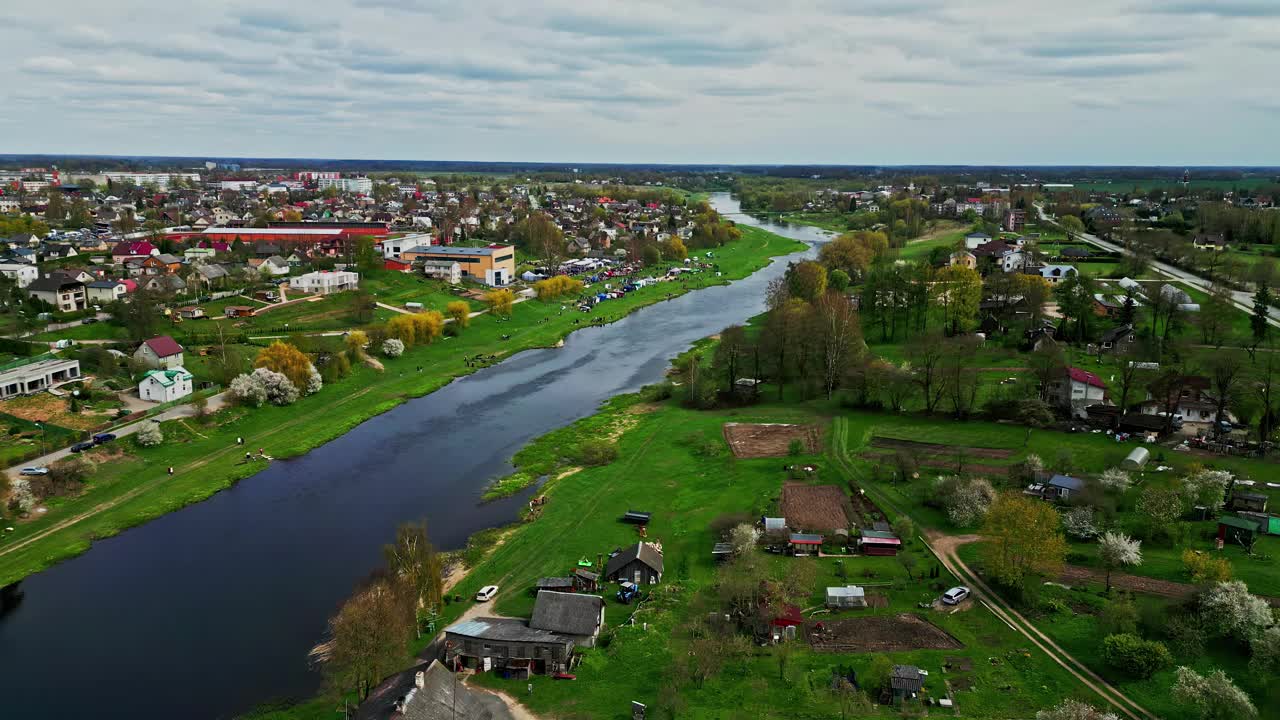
[4,391,229,476]
[1035,205,1280,329]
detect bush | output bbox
[534,275,584,300]
[1099,598,1139,636]
[135,422,164,447]
[576,439,619,467]
[1183,548,1233,585]
[787,438,805,456]
[1102,633,1172,678]
[382,338,405,358]
[640,381,673,402]
[446,301,471,328]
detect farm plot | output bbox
[869,436,1015,459]
[723,422,820,458]
[808,613,964,653]
[859,449,1008,477]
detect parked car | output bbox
[70,441,96,453]
[475,585,499,602]
[92,433,117,445]
[82,317,98,324]
[942,586,971,605]
[19,467,49,476]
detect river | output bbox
[0,194,831,719]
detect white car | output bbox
[475,585,499,602]
[942,586,971,605]
[19,467,49,476]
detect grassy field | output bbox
[0,225,805,586]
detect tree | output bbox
[1199,283,1235,347]
[934,475,996,527]
[785,261,828,302]
[117,287,162,341]
[828,268,850,292]
[1036,699,1119,720]
[232,367,299,406]
[760,296,807,399]
[1208,352,1246,437]
[1059,215,1086,241]
[933,265,982,335]
[814,292,863,400]
[981,493,1068,593]
[1061,506,1098,539]
[135,421,164,447]
[1249,626,1280,674]
[344,330,369,359]
[1055,273,1097,343]
[941,335,982,418]
[1183,549,1233,585]
[713,325,748,393]
[1251,284,1272,345]
[863,654,894,699]
[819,230,887,279]
[381,338,404,358]
[255,341,316,392]
[514,213,564,264]
[729,523,761,557]
[1171,666,1258,720]
[383,521,444,636]
[1102,633,1171,679]
[906,333,947,413]
[1182,469,1232,515]
[484,288,515,318]
[1137,486,1184,539]
[446,300,471,328]
[1099,468,1132,492]
[1030,343,1066,403]
[325,579,413,700]
[1200,580,1273,643]
[1098,531,1142,593]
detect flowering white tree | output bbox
[1061,506,1099,539]
[1182,470,1232,513]
[1099,468,1131,493]
[1098,531,1142,593]
[729,523,761,557]
[1036,699,1120,720]
[1201,580,1273,642]
[382,338,405,358]
[135,421,164,447]
[935,475,996,528]
[230,372,268,407]
[306,366,323,395]
[1172,666,1257,720]
[1250,626,1280,674]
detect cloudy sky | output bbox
[3,1,1278,165]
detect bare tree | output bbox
[815,292,864,400]
[907,333,947,413]
[1208,352,1246,438]
[383,521,445,637]
[325,579,414,700]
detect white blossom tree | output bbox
[1182,470,1232,514]
[1201,580,1273,642]
[935,476,996,528]
[230,372,268,407]
[1172,666,1258,720]
[1098,531,1142,594]
[382,338,405,358]
[1061,506,1099,539]
[231,368,300,407]
[1099,468,1131,493]
[135,421,164,447]
[306,366,323,395]
[729,523,761,557]
[1036,699,1120,720]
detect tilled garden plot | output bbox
[860,449,1008,476]
[808,613,964,653]
[870,436,1015,460]
[723,423,820,458]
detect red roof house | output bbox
[1067,367,1106,389]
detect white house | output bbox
[964,232,992,250]
[134,336,185,370]
[1038,265,1077,284]
[291,270,359,295]
[0,263,38,288]
[85,280,128,303]
[1000,251,1025,273]
[423,260,462,284]
[138,367,193,402]
[0,357,80,399]
[257,256,290,277]
[382,233,433,259]
[1049,367,1107,413]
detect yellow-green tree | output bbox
[933,265,983,335]
[663,236,688,261]
[387,314,417,346]
[981,493,1068,594]
[409,311,444,343]
[254,341,313,390]
[446,301,471,328]
[485,288,515,318]
[534,275,584,300]
[344,330,369,358]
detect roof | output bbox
[529,591,603,637]
[1048,474,1085,491]
[534,577,575,589]
[141,335,184,358]
[141,368,193,387]
[412,244,512,257]
[789,533,824,544]
[859,531,902,546]
[444,617,571,645]
[86,280,124,289]
[1233,491,1268,502]
[354,659,514,720]
[826,585,865,598]
[1219,515,1262,532]
[27,275,83,292]
[763,517,787,531]
[1067,367,1106,389]
[604,542,664,577]
[891,665,923,691]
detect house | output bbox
[858,530,902,556]
[134,336,185,369]
[138,367,194,403]
[788,533,824,554]
[826,585,867,609]
[85,279,128,304]
[1044,474,1085,501]
[1138,375,1222,426]
[1193,233,1227,251]
[258,255,290,276]
[355,659,514,720]
[422,260,462,284]
[112,241,157,259]
[1230,491,1268,513]
[142,274,187,294]
[891,665,924,703]
[1049,367,1106,412]
[1098,324,1136,351]
[176,306,206,319]
[26,274,87,312]
[1004,209,1027,232]
[224,305,255,318]
[1218,516,1262,547]
[142,253,183,274]
[292,270,359,295]
[528,591,606,648]
[1038,265,1078,284]
[780,482,853,535]
[949,250,976,269]
[0,357,81,399]
[443,617,576,677]
[0,262,39,288]
[964,232,992,250]
[604,542,664,585]
[401,244,515,286]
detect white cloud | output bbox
[0,0,1276,164]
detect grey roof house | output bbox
[528,590,606,647]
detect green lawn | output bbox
[897,228,967,262]
[0,225,805,585]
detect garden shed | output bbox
[1121,446,1150,470]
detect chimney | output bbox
[414,670,426,689]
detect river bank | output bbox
[0,225,804,587]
